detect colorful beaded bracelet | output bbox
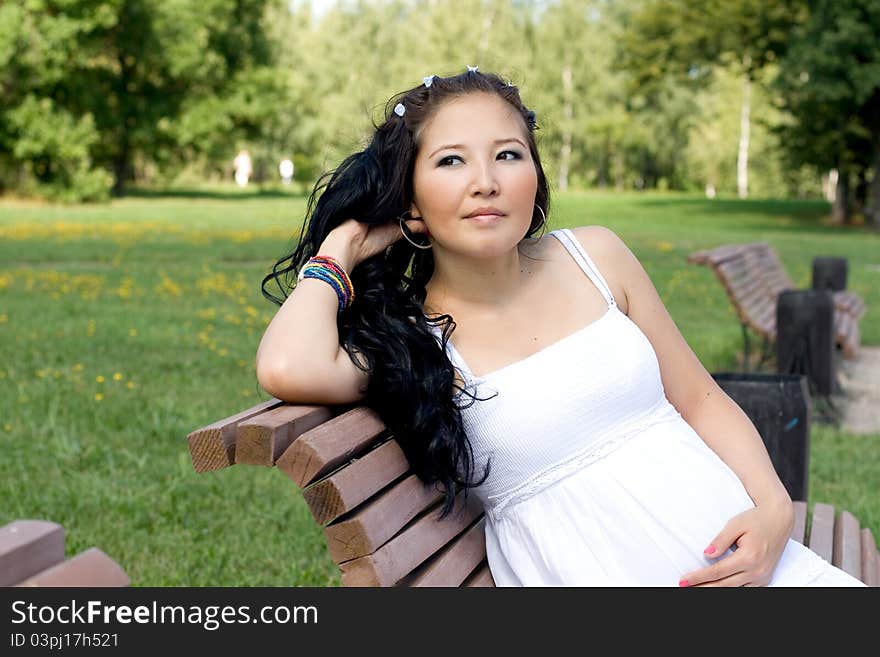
[297,255,355,311]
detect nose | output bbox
[469,159,499,197]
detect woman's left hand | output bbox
[679,500,793,587]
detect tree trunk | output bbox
[477,2,496,61]
[853,168,868,217]
[869,140,880,229]
[832,169,849,225]
[558,64,573,192]
[737,65,751,200]
[112,145,129,197]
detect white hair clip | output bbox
[423,75,435,87]
[394,102,406,117]
[467,65,478,72]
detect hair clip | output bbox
[394,102,406,117]
[467,65,478,73]
[423,75,435,87]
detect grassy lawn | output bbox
[1,189,878,586]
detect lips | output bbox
[464,207,505,219]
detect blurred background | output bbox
[1,0,878,219]
[1,0,878,586]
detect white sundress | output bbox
[428,228,865,587]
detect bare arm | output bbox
[574,225,793,586]
[575,226,792,513]
[255,229,366,405]
[256,217,428,405]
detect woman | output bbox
[256,68,864,587]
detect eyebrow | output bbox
[428,138,527,159]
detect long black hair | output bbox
[261,69,550,519]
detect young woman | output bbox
[256,68,864,587]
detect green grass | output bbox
[1,188,878,586]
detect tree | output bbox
[0,0,287,197]
[773,0,880,227]
[620,0,805,198]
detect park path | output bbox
[838,346,880,434]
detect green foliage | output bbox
[4,96,112,202]
[772,0,880,175]
[0,0,287,198]
[2,0,876,205]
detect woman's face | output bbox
[410,92,538,259]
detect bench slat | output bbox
[807,502,835,562]
[276,407,386,487]
[303,439,410,526]
[404,518,488,587]
[462,562,496,587]
[833,509,862,580]
[790,501,807,544]
[14,548,130,587]
[187,398,284,472]
[235,404,333,466]
[860,529,878,587]
[0,520,65,587]
[324,474,443,563]
[338,491,482,587]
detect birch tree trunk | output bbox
[477,1,496,61]
[737,58,752,200]
[558,64,573,192]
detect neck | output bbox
[424,243,535,317]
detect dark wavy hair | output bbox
[261,69,550,520]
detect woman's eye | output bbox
[438,151,522,166]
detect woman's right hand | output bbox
[320,216,429,270]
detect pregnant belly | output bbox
[486,418,756,585]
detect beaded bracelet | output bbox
[297,255,355,311]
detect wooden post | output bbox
[776,290,835,397]
[812,257,848,292]
[712,373,810,502]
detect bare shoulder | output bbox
[569,225,627,254]
[567,225,634,314]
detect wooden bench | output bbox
[187,399,879,586]
[688,243,865,366]
[0,519,130,587]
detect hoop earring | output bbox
[534,204,546,224]
[399,212,433,250]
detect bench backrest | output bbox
[187,400,879,587]
[688,242,781,339]
[187,401,493,587]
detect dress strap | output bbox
[549,228,617,308]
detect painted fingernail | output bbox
[704,545,716,555]
[679,579,690,588]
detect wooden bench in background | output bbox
[187,399,879,587]
[0,519,130,587]
[688,243,865,367]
